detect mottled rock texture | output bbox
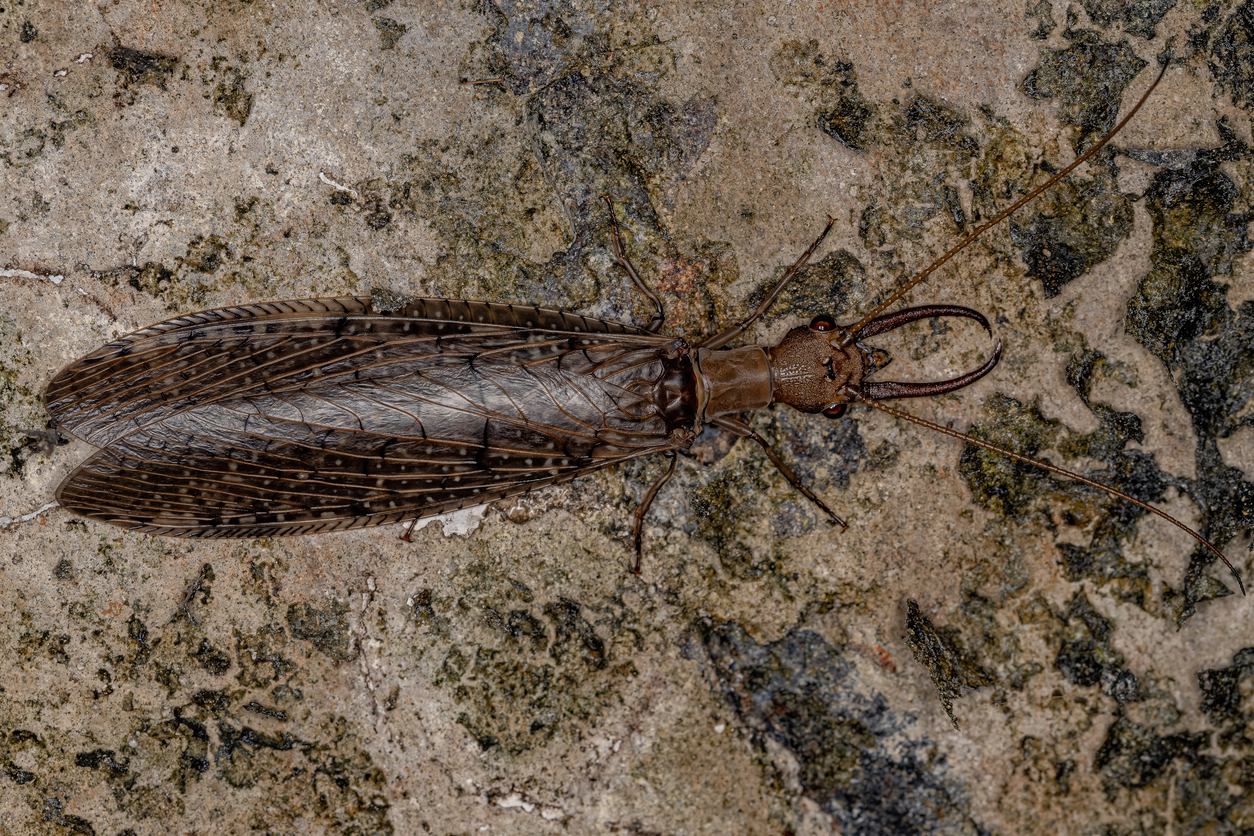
[2,1,1252,833]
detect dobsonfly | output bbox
[43,59,1245,592]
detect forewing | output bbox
[46,296,671,447]
[53,315,684,537]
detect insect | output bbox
[44,60,1244,592]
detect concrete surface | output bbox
[2,0,1252,833]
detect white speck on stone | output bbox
[1,268,63,285]
[0,501,59,527]
[714,723,726,734]
[319,171,359,200]
[496,793,534,813]
[406,504,489,537]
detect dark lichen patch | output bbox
[526,69,714,194]
[1019,32,1147,154]
[447,633,618,754]
[212,67,253,126]
[235,624,297,689]
[543,598,605,669]
[6,425,65,478]
[1197,646,1254,724]
[286,601,353,663]
[1,126,48,169]
[109,46,177,90]
[1095,716,1209,795]
[856,98,986,263]
[16,628,71,665]
[957,385,1186,603]
[770,40,876,152]
[363,196,392,230]
[701,620,981,832]
[373,17,407,50]
[417,572,638,757]
[0,311,46,479]
[1056,412,1167,602]
[691,454,772,579]
[817,94,874,152]
[759,407,867,498]
[667,96,719,175]
[899,96,979,157]
[1207,0,1254,109]
[194,638,232,676]
[5,762,35,784]
[452,651,564,752]
[74,749,129,776]
[181,235,230,272]
[904,599,994,729]
[1027,0,1058,40]
[174,563,216,627]
[1009,163,1134,297]
[1081,0,1175,39]
[1013,736,1077,803]
[1051,591,1140,703]
[749,249,868,328]
[1064,343,1139,404]
[40,798,96,835]
[408,586,457,640]
[1126,167,1250,365]
[465,0,616,94]
[383,71,720,331]
[1060,402,1145,463]
[4,581,394,833]
[1121,137,1254,616]
[95,258,214,312]
[958,393,1062,521]
[139,705,390,832]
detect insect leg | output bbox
[632,451,682,576]
[401,515,422,542]
[632,452,679,573]
[602,195,666,333]
[711,415,848,528]
[698,217,837,351]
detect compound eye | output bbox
[823,403,847,419]
[810,314,837,332]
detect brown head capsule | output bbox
[765,307,1001,416]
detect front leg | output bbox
[602,195,665,333]
[710,415,848,528]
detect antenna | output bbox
[839,59,1173,348]
[853,392,1246,595]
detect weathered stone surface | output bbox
[2,1,1252,833]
